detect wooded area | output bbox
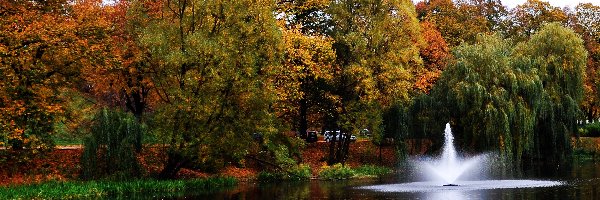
[1,0,598,180]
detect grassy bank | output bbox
[318,164,393,180]
[0,177,237,199]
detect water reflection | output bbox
[138,162,600,199]
[427,191,468,200]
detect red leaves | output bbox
[415,21,450,93]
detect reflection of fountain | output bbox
[425,123,484,186]
[358,123,562,193]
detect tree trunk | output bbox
[299,97,308,138]
[379,144,382,164]
[327,135,337,165]
[158,150,188,179]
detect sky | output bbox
[501,0,600,9]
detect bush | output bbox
[80,108,145,180]
[257,164,312,182]
[579,123,600,137]
[318,164,354,180]
[353,165,392,177]
[257,171,285,183]
[288,164,312,181]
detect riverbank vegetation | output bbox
[0,177,237,199]
[1,0,599,194]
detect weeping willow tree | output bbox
[517,23,587,162]
[431,23,586,164]
[81,108,144,180]
[431,34,542,164]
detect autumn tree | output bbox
[273,0,337,138]
[570,3,600,120]
[272,25,336,137]
[78,0,156,119]
[415,21,450,93]
[324,0,423,164]
[415,0,490,47]
[134,0,282,178]
[457,0,508,32]
[0,0,107,160]
[505,0,568,42]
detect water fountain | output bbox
[358,123,562,193]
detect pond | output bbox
[190,161,600,200]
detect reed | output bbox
[0,177,237,199]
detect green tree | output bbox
[432,34,542,164]
[324,0,423,164]
[135,0,282,178]
[430,23,586,164]
[81,108,144,180]
[516,23,587,162]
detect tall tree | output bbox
[570,3,600,120]
[505,0,568,42]
[135,0,282,178]
[415,0,490,46]
[274,0,337,137]
[431,23,586,164]
[457,0,508,32]
[324,0,423,164]
[79,0,156,119]
[272,24,336,136]
[0,0,105,159]
[415,21,450,93]
[432,34,542,164]
[516,23,587,162]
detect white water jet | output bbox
[357,123,563,193]
[423,123,484,185]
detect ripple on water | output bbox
[357,180,563,193]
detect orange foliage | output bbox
[415,21,451,93]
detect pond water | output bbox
[190,161,600,200]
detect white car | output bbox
[324,131,356,142]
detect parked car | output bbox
[305,131,318,143]
[324,131,356,142]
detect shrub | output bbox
[579,123,600,137]
[353,165,392,177]
[80,108,145,180]
[318,164,354,180]
[257,171,285,183]
[257,164,312,182]
[288,164,312,181]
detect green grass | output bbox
[353,165,393,178]
[258,164,312,182]
[318,164,392,180]
[0,177,237,199]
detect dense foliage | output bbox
[428,23,586,164]
[0,0,598,176]
[81,108,144,180]
[0,177,236,199]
